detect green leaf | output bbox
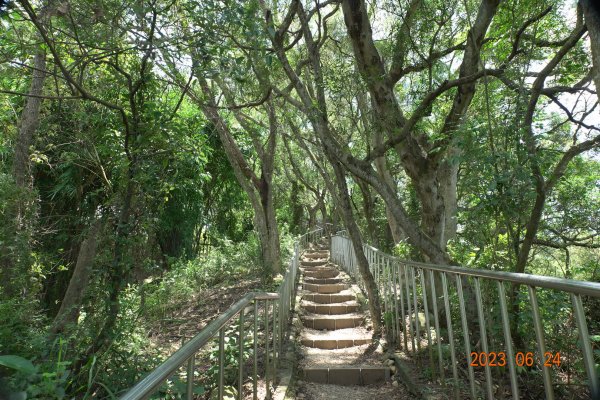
[0,355,37,375]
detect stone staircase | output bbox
[295,238,395,397]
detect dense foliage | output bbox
[0,0,598,397]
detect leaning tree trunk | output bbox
[329,159,383,336]
[198,79,281,277]
[51,218,101,335]
[357,180,380,248]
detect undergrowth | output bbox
[0,231,293,399]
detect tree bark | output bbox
[355,89,405,245]
[13,49,46,188]
[51,218,101,335]
[330,159,383,336]
[341,0,499,256]
[290,180,304,233]
[198,79,281,277]
[581,0,600,95]
[2,13,51,297]
[357,179,380,248]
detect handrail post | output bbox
[441,272,459,399]
[218,327,225,400]
[456,275,476,399]
[420,268,435,379]
[528,286,554,400]
[265,300,271,400]
[571,293,600,398]
[497,281,519,399]
[186,353,194,400]
[474,277,493,399]
[253,300,258,400]
[429,270,445,384]
[330,233,600,400]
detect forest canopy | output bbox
[0,0,598,397]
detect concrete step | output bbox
[303,251,329,259]
[301,259,328,267]
[303,277,343,284]
[301,366,390,385]
[303,283,348,294]
[301,315,364,330]
[300,265,336,271]
[303,293,356,303]
[303,269,339,279]
[301,301,359,315]
[300,337,372,349]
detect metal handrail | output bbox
[121,292,278,400]
[331,234,600,400]
[121,227,327,400]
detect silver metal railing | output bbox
[330,234,600,399]
[120,227,328,400]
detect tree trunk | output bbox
[198,79,281,276]
[90,172,135,353]
[13,49,46,188]
[356,88,405,246]
[439,155,459,245]
[290,181,304,233]
[357,180,380,248]
[308,205,317,228]
[51,218,101,335]
[341,0,499,259]
[259,176,281,277]
[330,159,383,336]
[1,47,48,298]
[581,0,600,96]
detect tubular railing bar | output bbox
[456,274,476,399]
[441,272,459,398]
[474,277,493,399]
[410,268,421,353]
[397,262,408,352]
[404,264,416,354]
[253,299,258,400]
[336,234,600,298]
[428,270,445,384]
[572,293,600,399]
[497,281,519,399]
[120,292,278,400]
[264,300,271,400]
[122,227,328,400]
[218,327,225,400]
[420,268,435,379]
[402,259,600,298]
[332,234,600,399]
[186,348,194,400]
[528,286,555,400]
[238,308,245,400]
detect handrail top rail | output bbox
[302,226,327,237]
[120,291,280,400]
[333,235,600,298]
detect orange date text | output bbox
[469,351,561,367]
